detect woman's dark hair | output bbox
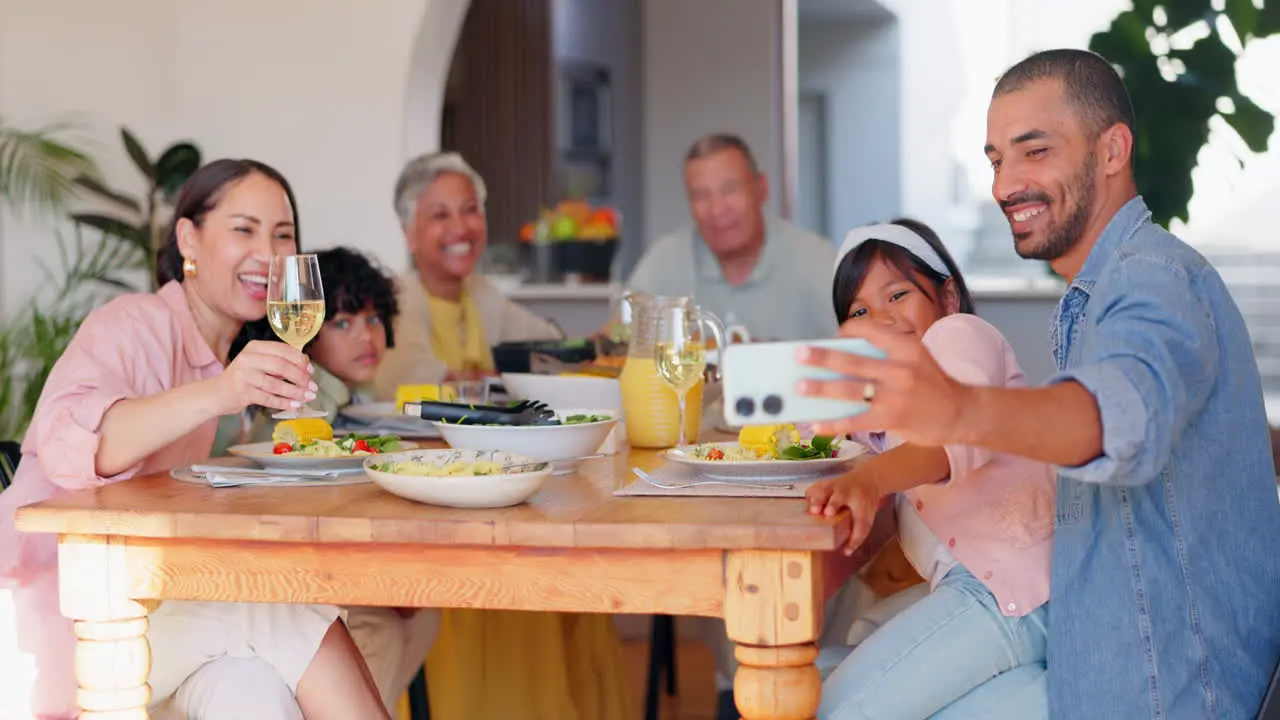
[155,158,301,360]
[831,217,975,322]
[313,247,400,349]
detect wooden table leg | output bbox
[723,550,823,719]
[58,534,153,720]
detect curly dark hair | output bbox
[313,247,400,348]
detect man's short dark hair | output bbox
[684,133,760,173]
[993,48,1136,138]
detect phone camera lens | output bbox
[763,394,783,415]
[735,397,755,417]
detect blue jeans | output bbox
[817,566,1049,720]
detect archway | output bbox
[403,0,471,160]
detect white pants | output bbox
[151,604,440,720]
[147,600,340,720]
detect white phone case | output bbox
[721,337,884,426]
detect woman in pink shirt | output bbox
[808,219,1055,720]
[0,159,393,720]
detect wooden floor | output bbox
[621,640,721,720]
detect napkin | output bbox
[182,463,368,488]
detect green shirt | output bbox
[625,214,838,341]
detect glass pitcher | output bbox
[617,292,728,448]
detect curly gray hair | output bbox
[393,151,488,228]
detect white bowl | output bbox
[433,408,620,474]
[500,373,623,411]
[363,448,552,508]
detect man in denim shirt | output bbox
[798,49,1280,719]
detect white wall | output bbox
[640,0,784,242]
[0,0,468,316]
[797,16,901,240]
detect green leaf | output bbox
[1222,93,1275,153]
[73,174,141,214]
[1223,0,1259,39]
[1161,0,1215,29]
[1257,0,1280,35]
[0,117,98,218]
[70,213,149,251]
[120,127,155,181]
[1170,35,1239,96]
[155,142,201,202]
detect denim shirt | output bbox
[1047,196,1280,719]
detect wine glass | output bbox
[654,305,709,448]
[266,253,326,419]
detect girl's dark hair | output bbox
[831,217,975,322]
[155,158,300,360]
[313,247,401,349]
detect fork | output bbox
[631,467,794,491]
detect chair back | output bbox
[0,440,19,490]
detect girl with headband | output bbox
[809,218,1057,719]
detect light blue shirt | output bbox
[1047,196,1280,719]
[625,214,837,341]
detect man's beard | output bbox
[1007,153,1097,262]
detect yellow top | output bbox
[424,289,494,375]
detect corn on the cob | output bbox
[395,384,452,410]
[272,418,334,445]
[737,424,800,458]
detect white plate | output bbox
[337,402,442,438]
[170,458,372,488]
[661,441,862,481]
[363,448,553,508]
[227,439,420,472]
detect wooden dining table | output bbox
[15,441,854,720]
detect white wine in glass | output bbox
[654,307,708,447]
[267,253,326,419]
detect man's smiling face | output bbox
[985,78,1100,263]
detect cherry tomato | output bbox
[273,442,293,455]
[353,439,372,454]
[707,447,724,460]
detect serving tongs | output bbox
[403,399,560,426]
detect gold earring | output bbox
[182,257,198,278]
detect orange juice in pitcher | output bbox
[616,293,726,448]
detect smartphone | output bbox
[720,337,884,427]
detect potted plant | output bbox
[0,124,201,443]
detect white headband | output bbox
[833,223,950,278]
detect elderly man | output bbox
[799,49,1280,719]
[626,133,836,341]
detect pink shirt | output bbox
[0,281,223,716]
[852,313,1055,617]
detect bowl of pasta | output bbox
[362,448,554,508]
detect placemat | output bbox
[614,462,837,498]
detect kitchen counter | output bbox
[492,274,1067,382]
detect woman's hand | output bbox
[215,340,316,414]
[806,472,882,555]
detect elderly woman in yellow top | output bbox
[377,152,631,720]
[373,151,561,393]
